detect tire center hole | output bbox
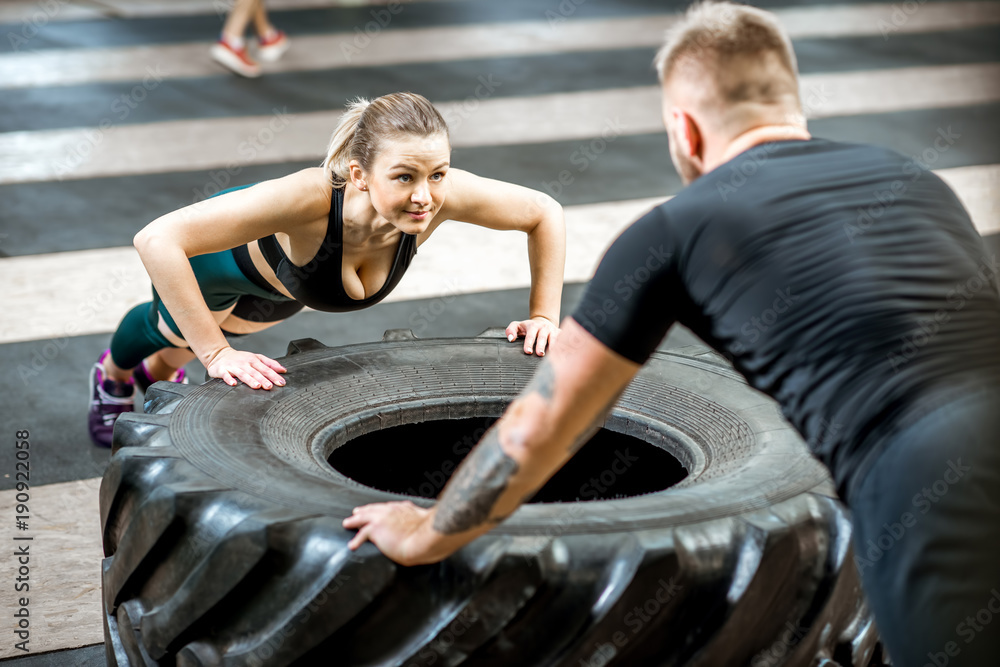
[327,417,688,502]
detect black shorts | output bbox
[849,382,1000,667]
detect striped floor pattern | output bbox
[0,0,997,663]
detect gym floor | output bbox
[0,0,997,663]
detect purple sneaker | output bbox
[132,359,189,393]
[88,350,135,448]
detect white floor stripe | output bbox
[2,166,995,346]
[1,2,997,89]
[0,2,103,23]
[0,477,103,659]
[0,0,451,24]
[801,64,1000,119]
[1,63,997,186]
[0,198,665,345]
[0,247,154,346]
[938,164,1000,236]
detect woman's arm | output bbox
[133,169,330,388]
[432,169,567,355]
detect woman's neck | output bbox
[341,183,400,249]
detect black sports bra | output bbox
[254,185,418,312]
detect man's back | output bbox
[574,138,1000,498]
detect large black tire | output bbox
[100,329,886,667]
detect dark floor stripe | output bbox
[3,26,998,133]
[2,0,958,54]
[0,49,662,134]
[0,102,997,256]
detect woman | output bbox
[88,92,566,447]
[211,0,289,78]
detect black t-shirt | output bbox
[572,138,1000,499]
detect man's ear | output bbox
[672,108,703,160]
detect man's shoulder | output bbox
[710,137,906,179]
[666,138,909,212]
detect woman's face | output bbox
[361,133,451,235]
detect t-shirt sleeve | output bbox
[570,206,681,364]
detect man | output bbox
[343,2,1000,664]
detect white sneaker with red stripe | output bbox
[210,37,261,78]
[256,30,289,62]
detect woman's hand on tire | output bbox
[506,317,560,356]
[205,346,286,389]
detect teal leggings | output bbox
[108,185,301,369]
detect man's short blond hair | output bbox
[655,1,801,122]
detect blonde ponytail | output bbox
[322,97,371,187]
[320,92,450,188]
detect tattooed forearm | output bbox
[433,428,520,535]
[524,359,556,401]
[566,387,628,455]
[431,356,628,535]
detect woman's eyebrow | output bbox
[389,161,450,171]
